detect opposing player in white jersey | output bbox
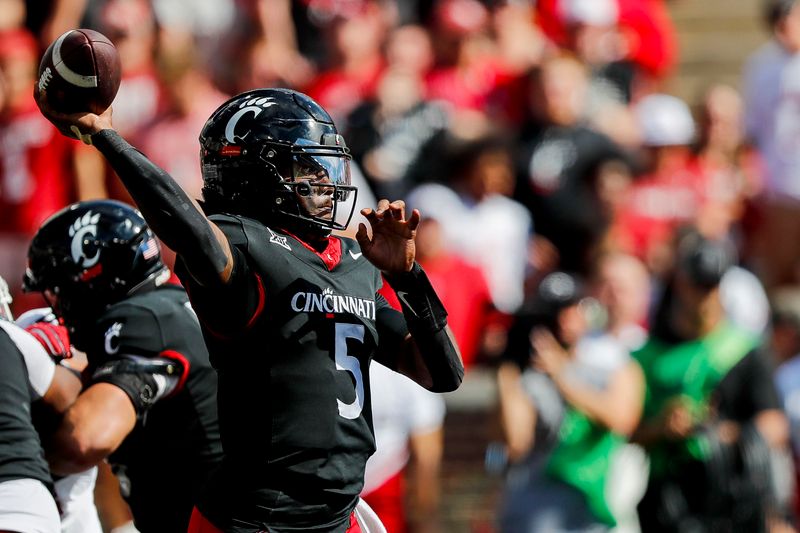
[16,305,107,533]
[0,276,87,532]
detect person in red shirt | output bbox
[303,1,387,125]
[381,214,498,369]
[0,28,104,315]
[535,0,677,81]
[614,93,704,276]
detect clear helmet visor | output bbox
[291,153,357,230]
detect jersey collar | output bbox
[281,229,342,271]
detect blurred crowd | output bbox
[6,0,800,531]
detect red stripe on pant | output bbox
[362,470,406,533]
[188,506,363,533]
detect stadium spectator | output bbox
[345,65,449,200]
[132,36,228,202]
[615,93,703,277]
[496,271,644,532]
[559,0,632,103]
[592,251,650,351]
[411,213,499,368]
[89,0,160,139]
[535,0,677,83]
[37,85,463,532]
[344,26,448,199]
[407,135,532,313]
[515,53,632,276]
[489,1,546,128]
[422,0,504,144]
[633,231,790,531]
[150,0,236,68]
[692,84,762,250]
[23,200,223,532]
[743,0,800,289]
[304,0,389,124]
[224,0,315,94]
[0,28,105,316]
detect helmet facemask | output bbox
[278,142,358,235]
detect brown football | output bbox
[36,28,121,114]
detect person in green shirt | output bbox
[496,271,645,532]
[633,231,789,532]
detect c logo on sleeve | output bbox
[104,322,123,355]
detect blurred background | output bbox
[5,0,800,532]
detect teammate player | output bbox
[36,87,464,532]
[22,199,223,532]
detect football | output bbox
[36,28,121,115]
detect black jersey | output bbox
[0,326,52,488]
[82,284,222,533]
[176,215,403,532]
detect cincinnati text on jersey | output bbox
[290,287,376,320]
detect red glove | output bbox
[25,322,72,361]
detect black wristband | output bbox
[91,357,182,417]
[94,371,159,417]
[385,263,463,392]
[384,263,448,331]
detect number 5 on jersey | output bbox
[335,323,365,420]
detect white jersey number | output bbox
[335,323,365,420]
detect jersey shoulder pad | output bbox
[208,213,250,247]
[95,300,164,358]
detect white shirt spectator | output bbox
[406,183,532,312]
[362,362,446,495]
[743,40,800,198]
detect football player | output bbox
[14,306,105,533]
[23,200,223,533]
[36,87,464,532]
[0,276,80,533]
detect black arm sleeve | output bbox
[384,262,464,392]
[92,129,229,286]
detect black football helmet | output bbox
[199,88,357,235]
[23,200,168,327]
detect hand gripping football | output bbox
[36,28,121,114]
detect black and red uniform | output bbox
[80,284,222,533]
[178,215,406,532]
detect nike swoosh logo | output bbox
[396,291,418,316]
[349,250,363,260]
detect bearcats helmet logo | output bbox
[69,211,101,268]
[224,97,277,143]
